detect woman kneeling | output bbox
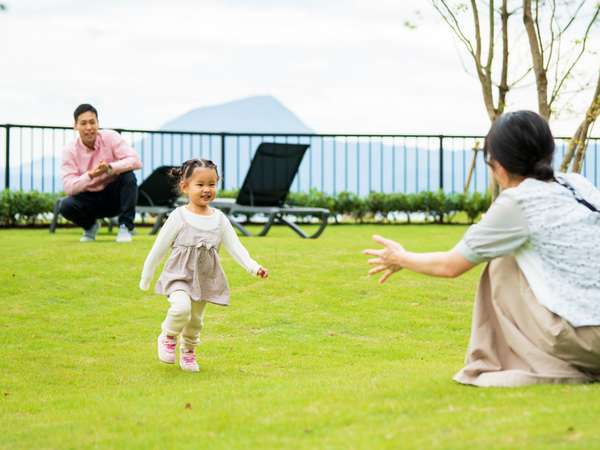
[364,110,600,387]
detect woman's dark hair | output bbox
[74,104,98,122]
[483,110,555,181]
[170,159,220,184]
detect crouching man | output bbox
[60,104,142,242]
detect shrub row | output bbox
[217,188,492,223]
[286,189,491,223]
[0,190,61,226]
[0,188,491,226]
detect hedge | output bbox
[0,189,491,227]
[286,189,491,224]
[0,190,61,226]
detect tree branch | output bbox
[432,1,477,58]
[561,70,600,172]
[572,72,600,172]
[486,0,495,73]
[534,0,545,67]
[557,0,588,38]
[509,67,534,87]
[544,0,557,73]
[497,0,510,115]
[471,0,483,67]
[549,5,599,109]
[523,0,550,119]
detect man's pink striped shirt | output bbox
[61,130,142,196]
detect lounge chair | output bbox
[49,165,180,235]
[211,142,330,239]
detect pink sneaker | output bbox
[180,348,200,372]
[157,333,177,364]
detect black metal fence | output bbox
[1,124,599,194]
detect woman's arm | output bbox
[363,191,529,284]
[363,235,476,283]
[139,212,182,290]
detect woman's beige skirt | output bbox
[454,256,600,387]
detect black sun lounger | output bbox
[135,165,180,234]
[211,142,330,239]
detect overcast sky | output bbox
[1,0,598,135]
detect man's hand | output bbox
[87,167,103,179]
[257,267,269,279]
[87,160,111,179]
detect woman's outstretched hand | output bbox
[363,235,405,284]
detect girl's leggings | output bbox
[161,290,208,350]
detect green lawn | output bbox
[1,225,599,449]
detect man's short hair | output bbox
[74,104,98,122]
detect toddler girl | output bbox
[140,159,268,372]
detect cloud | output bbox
[0,0,596,135]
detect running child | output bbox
[140,159,268,372]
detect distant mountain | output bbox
[160,95,314,134]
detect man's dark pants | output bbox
[60,171,138,231]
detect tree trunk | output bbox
[560,71,600,173]
[560,123,585,172]
[523,0,551,120]
[464,142,481,194]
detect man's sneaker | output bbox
[80,222,99,242]
[116,224,133,243]
[180,348,200,372]
[157,333,177,364]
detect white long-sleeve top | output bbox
[140,206,260,290]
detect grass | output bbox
[1,224,599,449]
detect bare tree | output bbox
[432,0,512,123]
[433,0,599,183]
[522,0,599,121]
[521,0,599,172]
[432,0,513,195]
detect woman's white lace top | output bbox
[456,173,600,326]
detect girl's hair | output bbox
[169,159,220,183]
[483,110,555,181]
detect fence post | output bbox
[220,132,226,191]
[4,125,10,190]
[438,135,444,191]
